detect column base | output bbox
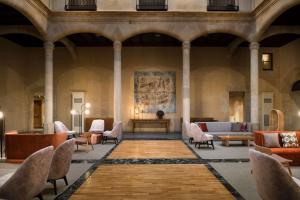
[44,123,54,134]
[251,123,260,132]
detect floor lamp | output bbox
[70,102,91,134]
[0,109,4,158]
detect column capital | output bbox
[44,41,55,51]
[114,41,122,51]
[182,41,190,50]
[249,42,260,50]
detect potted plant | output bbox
[156,110,165,119]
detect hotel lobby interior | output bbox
[1,0,300,199]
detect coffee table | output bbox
[218,135,254,147]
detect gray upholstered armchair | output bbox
[48,139,75,195]
[249,149,300,200]
[0,146,54,200]
[54,121,77,137]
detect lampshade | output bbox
[0,111,3,119]
[85,103,91,108]
[84,109,90,115]
[70,109,77,115]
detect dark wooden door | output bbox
[33,100,43,128]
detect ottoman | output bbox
[91,133,102,144]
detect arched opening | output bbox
[55,33,114,133]
[122,32,181,134]
[190,33,250,124]
[257,4,300,130]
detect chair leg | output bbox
[211,140,215,150]
[194,142,198,148]
[76,144,78,150]
[91,143,94,150]
[36,193,43,200]
[63,176,68,186]
[49,180,57,195]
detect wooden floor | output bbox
[70,164,234,200]
[107,140,197,159]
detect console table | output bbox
[131,119,170,133]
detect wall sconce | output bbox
[262,53,273,70]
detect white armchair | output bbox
[183,121,193,144]
[54,121,76,137]
[89,119,105,133]
[103,122,122,144]
[190,123,214,149]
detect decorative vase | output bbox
[156,110,165,119]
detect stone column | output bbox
[114,41,122,122]
[44,41,55,133]
[182,41,191,123]
[249,42,260,130]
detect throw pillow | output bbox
[280,132,299,148]
[198,123,208,132]
[263,133,281,148]
[240,123,247,132]
[231,123,242,132]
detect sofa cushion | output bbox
[263,133,281,148]
[198,123,208,132]
[280,132,299,148]
[231,123,242,132]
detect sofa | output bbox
[195,122,253,138]
[5,131,67,163]
[254,131,300,166]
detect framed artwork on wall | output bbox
[134,71,176,113]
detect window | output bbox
[65,0,97,11]
[262,53,273,70]
[136,0,168,11]
[207,0,239,11]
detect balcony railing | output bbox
[136,0,168,11]
[65,0,97,11]
[207,0,239,11]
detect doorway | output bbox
[229,92,245,122]
[33,97,44,129]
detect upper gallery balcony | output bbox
[136,0,168,11]
[42,0,261,12]
[65,0,97,11]
[207,0,239,11]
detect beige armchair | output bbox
[103,121,122,144]
[0,146,54,200]
[249,149,300,200]
[48,139,75,195]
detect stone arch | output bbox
[0,26,42,40]
[0,0,48,37]
[256,0,300,41]
[189,28,251,43]
[49,27,115,43]
[121,28,183,42]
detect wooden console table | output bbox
[131,119,170,133]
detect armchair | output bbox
[48,139,75,195]
[54,121,76,137]
[75,132,94,151]
[89,119,104,133]
[191,123,214,149]
[183,121,193,144]
[103,122,122,144]
[249,149,300,200]
[0,146,54,200]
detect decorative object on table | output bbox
[0,108,4,158]
[156,110,165,119]
[70,102,91,134]
[134,71,176,113]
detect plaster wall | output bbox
[1,39,300,132]
[51,0,254,12]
